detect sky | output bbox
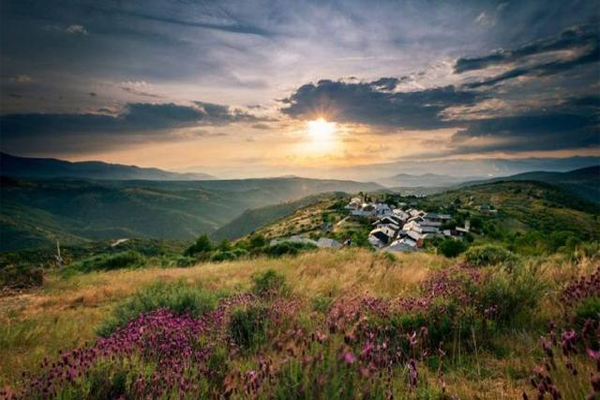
[1,0,599,180]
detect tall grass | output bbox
[96,280,225,337]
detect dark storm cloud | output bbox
[369,77,403,91]
[458,23,600,88]
[452,112,599,153]
[281,79,481,130]
[0,102,263,153]
[463,43,600,88]
[455,23,599,73]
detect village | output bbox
[269,195,473,253]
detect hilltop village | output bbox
[269,194,478,253]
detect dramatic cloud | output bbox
[280,19,600,158]
[457,23,600,88]
[451,113,598,153]
[0,0,598,175]
[455,23,599,73]
[0,102,263,153]
[282,79,481,130]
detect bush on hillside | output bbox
[0,264,43,290]
[266,242,316,257]
[184,234,213,257]
[248,234,267,249]
[228,304,269,349]
[476,264,546,330]
[97,280,223,337]
[172,255,195,268]
[573,296,600,327]
[438,239,467,258]
[209,250,238,262]
[216,239,232,252]
[64,251,146,274]
[464,244,516,267]
[251,269,287,296]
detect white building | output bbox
[368,226,397,248]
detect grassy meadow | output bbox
[1,247,599,399]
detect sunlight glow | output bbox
[307,118,336,141]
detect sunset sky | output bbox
[1,0,599,179]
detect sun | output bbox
[307,118,336,141]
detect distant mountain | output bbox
[461,166,600,203]
[379,173,482,188]
[0,152,214,180]
[0,176,382,251]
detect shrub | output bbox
[0,264,43,290]
[573,296,600,327]
[267,242,316,257]
[228,304,269,349]
[311,296,334,313]
[248,234,267,249]
[172,255,195,268]
[64,251,146,274]
[464,244,516,267]
[251,269,287,296]
[268,341,391,400]
[475,264,545,330]
[438,239,467,258]
[209,250,238,262]
[97,280,223,336]
[184,234,213,257]
[216,239,232,252]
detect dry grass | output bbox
[0,249,446,387]
[2,249,595,394]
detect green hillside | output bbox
[461,166,600,203]
[0,176,381,251]
[237,180,600,257]
[210,192,346,241]
[426,181,600,237]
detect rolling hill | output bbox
[0,152,214,180]
[460,166,600,203]
[0,176,381,251]
[235,180,600,245]
[210,192,346,241]
[427,180,600,237]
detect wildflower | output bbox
[343,351,356,365]
[361,341,374,358]
[407,359,418,388]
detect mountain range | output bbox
[0,152,214,181]
[0,176,382,251]
[0,153,598,251]
[379,173,483,188]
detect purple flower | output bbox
[343,352,356,365]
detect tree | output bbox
[248,234,267,250]
[185,234,212,256]
[217,239,232,252]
